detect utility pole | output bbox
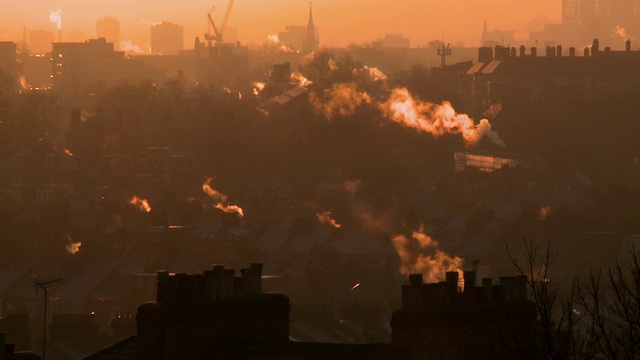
[35,277,62,360]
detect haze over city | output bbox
[2,0,640,359]
[0,0,562,48]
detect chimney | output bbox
[545,46,552,57]
[478,46,493,62]
[626,39,632,52]
[592,39,599,55]
[402,274,423,310]
[605,46,611,55]
[494,45,510,60]
[446,271,459,293]
[519,45,526,56]
[584,47,590,57]
[556,45,563,57]
[463,270,476,294]
[240,263,263,296]
[510,47,517,57]
[569,47,576,57]
[530,47,537,57]
[482,278,493,303]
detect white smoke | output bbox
[121,40,145,54]
[49,9,63,30]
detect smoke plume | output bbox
[202,178,245,217]
[310,82,505,146]
[391,228,463,283]
[316,211,341,228]
[267,34,299,53]
[381,88,505,146]
[309,83,372,118]
[129,195,152,213]
[49,9,63,30]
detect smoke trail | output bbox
[49,9,63,30]
[391,227,463,283]
[381,87,505,146]
[309,83,371,118]
[202,178,245,217]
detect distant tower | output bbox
[480,19,488,46]
[96,16,121,50]
[303,2,319,53]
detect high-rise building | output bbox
[96,16,121,51]
[150,21,184,55]
[0,42,19,82]
[52,38,160,94]
[302,3,319,53]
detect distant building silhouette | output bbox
[372,34,410,49]
[96,16,121,51]
[84,264,540,359]
[391,271,536,359]
[136,263,290,360]
[302,3,319,53]
[0,42,19,84]
[466,39,640,105]
[150,22,184,55]
[51,38,160,94]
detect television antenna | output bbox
[34,276,62,360]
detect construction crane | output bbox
[205,0,235,47]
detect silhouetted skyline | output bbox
[0,1,562,48]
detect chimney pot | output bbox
[409,274,423,286]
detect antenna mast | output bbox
[437,35,452,67]
[34,277,62,360]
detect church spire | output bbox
[303,2,319,52]
[481,19,488,46]
[307,2,315,30]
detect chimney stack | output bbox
[626,39,632,52]
[446,271,459,293]
[531,47,537,57]
[592,39,600,55]
[463,270,476,293]
[519,45,526,57]
[478,46,493,62]
[569,47,576,57]
[510,47,517,57]
[556,45,562,57]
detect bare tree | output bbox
[577,247,640,360]
[507,237,586,360]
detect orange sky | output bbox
[0,0,562,48]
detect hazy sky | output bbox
[0,0,562,48]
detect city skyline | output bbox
[0,0,562,49]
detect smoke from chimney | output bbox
[310,82,372,118]
[316,211,341,228]
[202,178,245,217]
[310,82,505,147]
[391,227,463,283]
[49,9,63,30]
[129,195,152,213]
